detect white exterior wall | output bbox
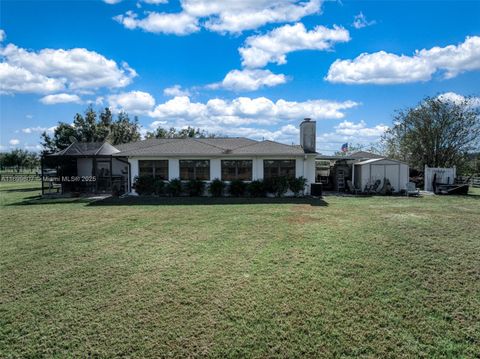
[127,156,316,195]
[304,155,316,195]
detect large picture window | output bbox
[221,160,252,181]
[179,160,210,180]
[139,160,169,180]
[263,160,296,179]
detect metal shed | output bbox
[353,158,409,193]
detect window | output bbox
[221,160,253,181]
[263,160,296,179]
[179,160,210,180]
[139,160,169,180]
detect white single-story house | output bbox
[43,119,318,195]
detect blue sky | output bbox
[1,0,479,153]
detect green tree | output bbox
[41,123,77,152]
[41,107,141,152]
[382,96,480,170]
[110,112,141,145]
[146,126,214,139]
[97,107,113,141]
[0,149,38,172]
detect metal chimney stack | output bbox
[300,118,316,153]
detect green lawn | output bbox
[1,182,479,358]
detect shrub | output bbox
[186,179,205,196]
[248,180,266,197]
[289,176,307,196]
[154,179,165,196]
[229,179,247,197]
[262,178,275,195]
[133,176,155,195]
[209,178,225,197]
[271,176,289,197]
[167,178,182,196]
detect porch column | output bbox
[253,158,263,180]
[129,158,139,195]
[169,159,179,180]
[210,159,221,180]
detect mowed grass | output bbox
[1,182,479,358]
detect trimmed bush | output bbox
[167,178,182,196]
[209,178,225,197]
[186,179,205,196]
[289,176,307,196]
[271,176,289,197]
[133,176,155,195]
[154,179,165,196]
[248,180,266,197]
[229,179,247,197]
[263,178,275,195]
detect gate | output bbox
[424,166,456,192]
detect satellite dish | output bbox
[69,136,78,143]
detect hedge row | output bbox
[133,176,307,197]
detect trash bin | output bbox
[310,183,322,196]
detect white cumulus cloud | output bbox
[0,63,65,94]
[352,12,376,29]
[210,69,287,91]
[163,85,190,97]
[108,91,156,114]
[0,43,137,94]
[148,95,359,131]
[104,0,168,4]
[9,139,20,146]
[317,120,388,152]
[326,36,480,84]
[40,93,82,105]
[114,10,200,35]
[114,0,322,35]
[437,92,480,108]
[22,126,56,134]
[240,23,350,68]
[0,29,6,42]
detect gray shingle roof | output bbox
[114,137,309,157]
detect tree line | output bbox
[0,149,40,173]
[41,106,214,153]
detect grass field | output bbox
[1,182,479,358]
